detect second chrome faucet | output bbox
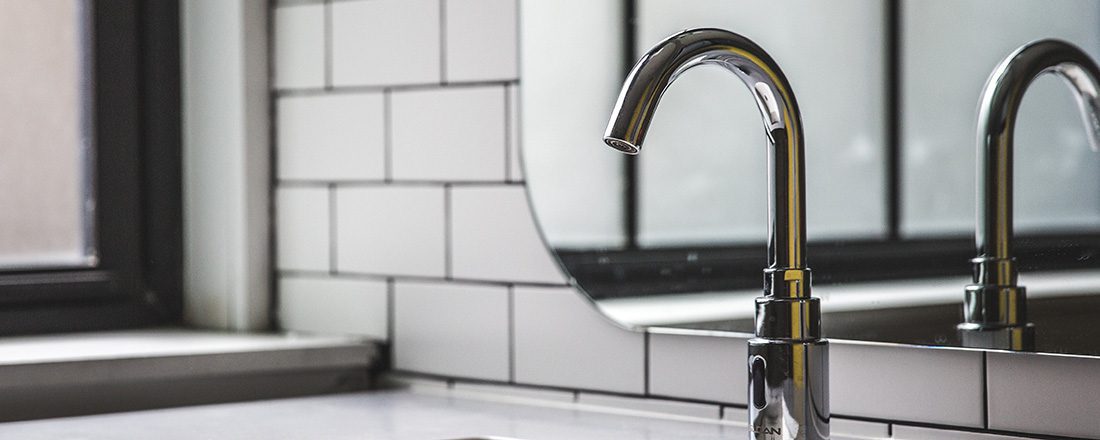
[962,39,1100,350]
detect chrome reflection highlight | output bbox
[603,28,827,439]
[963,39,1100,350]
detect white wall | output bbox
[183,0,271,330]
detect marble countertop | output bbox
[0,389,748,440]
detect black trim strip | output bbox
[886,0,902,240]
[623,0,639,249]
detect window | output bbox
[0,0,181,333]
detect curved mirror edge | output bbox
[519,0,1100,357]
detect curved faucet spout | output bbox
[603,28,808,294]
[964,39,1100,340]
[976,39,1100,280]
[603,28,828,440]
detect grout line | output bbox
[266,1,282,329]
[981,351,989,430]
[507,284,516,384]
[643,331,650,396]
[383,89,393,182]
[276,79,518,96]
[888,423,893,437]
[444,183,453,280]
[503,85,512,182]
[386,277,396,346]
[278,269,570,288]
[323,0,333,90]
[280,179,524,187]
[328,183,338,274]
[438,0,447,84]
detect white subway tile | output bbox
[988,352,1100,439]
[394,281,509,381]
[273,4,325,89]
[831,418,890,439]
[893,425,1030,440]
[276,187,329,271]
[648,332,746,405]
[391,87,506,181]
[383,374,451,395]
[450,186,567,283]
[577,392,720,420]
[451,381,576,403]
[332,0,440,87]
[507,84,522,181]
[830,342,984,428]
[276,94,385,180]
[513,286,644,394]
[721,406,747,425]
[444,0,518,82]
[278,276,387,339]
[335,186,445,277]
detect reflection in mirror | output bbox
[521,0,1100,355]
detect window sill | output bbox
[0,328,381,421]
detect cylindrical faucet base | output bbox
[748,339,829,440]
[959,324,1035,350]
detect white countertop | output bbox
[0,389,749,440]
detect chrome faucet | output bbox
[962,39,1100,350]
[603,29,827,440]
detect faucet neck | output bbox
[602,29,808,291]
[974,39,1100,288]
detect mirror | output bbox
[520,0,1100,355]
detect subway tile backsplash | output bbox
[892,425,1030,440]
[987,352,1100,438]
[276,93,385,180]
[576,392,721,420]
[334,186,445,277]
[331,0,441,87]
[394,281,510,381]
[273,4,324,89]
[278,276,388,338]
[450,186,566,283]
[830,342,985,428]
[513,286,644,394]
[442,0,518,82]
[275,187,330,271]
[647,331,746,405]
[271,1,1088,438]
[391,86,507,181]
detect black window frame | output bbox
[558,0,1100,297]
[0,0,182,334]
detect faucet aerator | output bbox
[603,138,639,155]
